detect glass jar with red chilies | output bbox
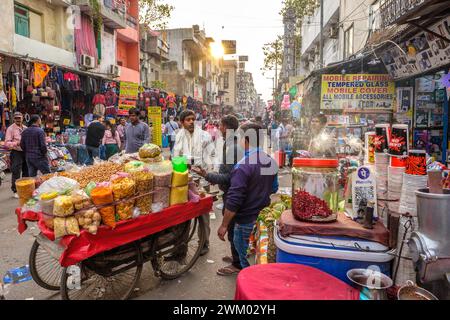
[292,158,339,222]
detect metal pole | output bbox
[320,0,324,68]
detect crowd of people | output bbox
[4,105,334,275]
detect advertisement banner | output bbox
[148,107,162,147]
[119,81,139,115]
[320,74,395,110]
[380,16,450,79]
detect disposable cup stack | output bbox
[375,153,389,199]
[398,173,428,216]
[375,153,389,226]
[388,165,405,213]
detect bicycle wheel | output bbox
[151,216,206,280]
[29,239,63,291]
[60,243,143,300]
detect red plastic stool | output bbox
[235,263,360,300]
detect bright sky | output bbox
[165,0,284,102]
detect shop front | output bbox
[378,15,450,165]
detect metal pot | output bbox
[397,280,438,300]
[347,268,393,300]
[415,189,450,247]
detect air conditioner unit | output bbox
[109,64,121,77]
[80,54,95,69]
[328,24,338,39]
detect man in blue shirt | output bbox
[20,115,50,177]
[218,122,278,269]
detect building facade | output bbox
[161,25,209,99]
[221,59,238,108]
[0,0,140,83]
[140,26,170,88]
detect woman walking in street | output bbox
[102,120,121,159]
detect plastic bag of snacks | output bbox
[54,217,80,238]
[76,209,102,235]
[170,185,189,206]
[71,190,91,210]
[53,196,74,217]
[16,178,36,206]
[172,170,189,187]
[91,186,116,228]
[35,177,79,197]
[139,144,161,159]
[147,160,173,187]
[153,187,170,209]
[124,161,145,173]
[111,175,136,220]
[84,182,97,197]
[39,192,58,229]
[141,154,163,163]
[132,170,154,214]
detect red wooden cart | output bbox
[16,196,213,300]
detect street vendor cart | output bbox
[16,196,213,300]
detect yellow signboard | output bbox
[148,107,162,147]
[321,74,395,110]
[119,81,139,100]
[119,81,139,115]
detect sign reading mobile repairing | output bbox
[321,74,395,110]
[148,107,162,147]
[222,40,237,54]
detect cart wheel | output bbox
[60,243,143,300]
[151,216,206,280]
[29,239,63,291]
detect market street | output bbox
[0,168,291,300]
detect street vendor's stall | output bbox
[13,144,213,300]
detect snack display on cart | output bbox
[15,144,196,240]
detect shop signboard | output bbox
[321,74,395,110]
[380,16,450,80]
[222,40,237,54]
[119,81,139,115]
[148,107,162,147]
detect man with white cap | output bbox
[5,112,28,198]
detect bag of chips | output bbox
[54,216,80,238]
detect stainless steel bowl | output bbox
[397,281,438,300]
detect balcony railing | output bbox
[380,0,426,28]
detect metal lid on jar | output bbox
[293,158,339,168]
